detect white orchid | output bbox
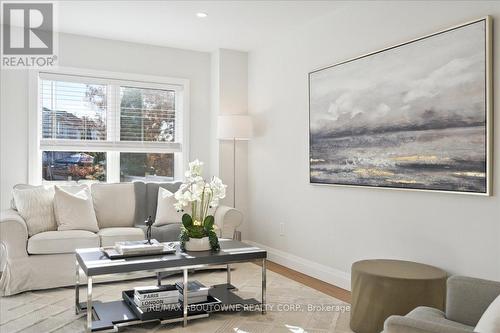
[208,176,226,208]
[185,159,204,180]
[174,160,228,223]
[173,201,184,211]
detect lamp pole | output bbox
[233,137,236,209]
[217,114,251,242]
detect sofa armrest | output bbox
[384,315,473,333]
[214,205,243,239]
[446,276,500,327]
[0,209,29,259]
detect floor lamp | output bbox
[217,115,252,240]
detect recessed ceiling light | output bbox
[196,12,208,18]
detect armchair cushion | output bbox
[475,295,500,333]
[384,313,473,333]
[27,230,99,254]
[446,276,500,326]
[406,307,474,331]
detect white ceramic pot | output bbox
[185,237,211,251]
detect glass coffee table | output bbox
[75,239,267,332]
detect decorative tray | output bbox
[122,290,221,321]
[102,243,177,259]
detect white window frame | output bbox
[28,66,190,184]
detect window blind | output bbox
[41,80,107,141]
[38,73,182,154]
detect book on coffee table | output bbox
[176,280,209,304]
[134,285,179,300]
[134,295,179,307]
[133,284,180,311]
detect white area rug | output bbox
[0,263,352,333]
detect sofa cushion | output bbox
[136,224,182,243]
[133,181,147,225]
[12,186,57,236]
[97,227,145,246]
[145,182,182,222]
[54,186,99,232]
[27,230,99,254]
[91,183,135,228]
[10,183,79,210]
[154,187,190,226]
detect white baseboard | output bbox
[243,240,351,291]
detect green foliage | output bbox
[179,227,189,251]
[208,230,220,251]
[182,214,193,228]
[188,226,206,238]
[203,215,214,232]
[179,214,219,252]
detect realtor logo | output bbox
[1,2,57,68]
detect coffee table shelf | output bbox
[78,299,210,332]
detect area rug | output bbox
[0,263,352,333]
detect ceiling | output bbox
[56,1,341,52]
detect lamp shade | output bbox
[217,115,253,140]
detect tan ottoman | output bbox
[350,259,447,333]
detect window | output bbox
[30,69,188,184]
[120,153,174,182]
[43,151,106,181]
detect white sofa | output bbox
[0,181,242,296]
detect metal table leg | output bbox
[87,276,93,332]
[262,258,266,314]
[183,268,188,327]
[75,260,80,314]
[227,263,238,291]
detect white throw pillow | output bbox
[54,185,99,233]
[154,187,190,226]
[12,186,56,236]
[475,295,500,333]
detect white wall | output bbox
[247,0,500,289]
[0,33,211,209]
[211,49,249,237]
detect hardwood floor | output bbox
[260,260,351,303]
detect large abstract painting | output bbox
[309,18,491,195]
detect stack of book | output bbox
[115,240,164,256]
[176,280,209,304]
[133,285,180,312]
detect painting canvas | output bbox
[309,18,491,194]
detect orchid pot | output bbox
[184,236,210,251]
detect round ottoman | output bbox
[350,259,447,333]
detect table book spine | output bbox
[134,295,179,307]
[135,290,179,300]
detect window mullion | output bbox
[106,84,120,183]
